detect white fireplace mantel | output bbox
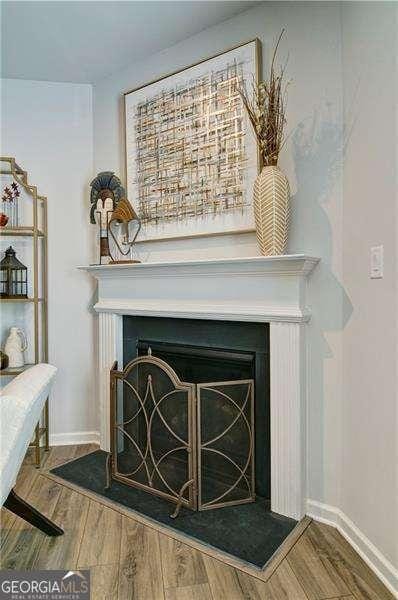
[81,254,319,521]
[81,254,319,323]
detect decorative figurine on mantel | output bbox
[108,198,141,263]
[89,171,125,264]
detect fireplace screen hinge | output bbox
[108,352,255,516]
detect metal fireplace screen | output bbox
[108,352,254,516]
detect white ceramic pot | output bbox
[4,327,27,368]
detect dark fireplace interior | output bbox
[122,316,270,506]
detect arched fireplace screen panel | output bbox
[109,354,197,511]
[108,353,254,515]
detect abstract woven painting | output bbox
[125,40,259,241]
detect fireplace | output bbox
[106,317,269,518]
[81,254,319,520]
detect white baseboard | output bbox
[49,431,100,446]
[307,499,398,598]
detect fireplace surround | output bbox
[81,254,319,521]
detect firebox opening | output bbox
[123,316,270,503]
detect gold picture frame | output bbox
[124,39,261,243]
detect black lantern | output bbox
[0,246,28,298]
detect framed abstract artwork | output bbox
[124,39,260,242]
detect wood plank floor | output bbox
[0,445,393,600]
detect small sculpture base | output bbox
[109,259,141,264]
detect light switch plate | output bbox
[370,245,384,278]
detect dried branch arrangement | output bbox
[239,30,288,167]
[2,182,20,204]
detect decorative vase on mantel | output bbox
[238,29,290,256]
[253,164,290,256]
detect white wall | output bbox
[341,1,398,569]
[93,0,345,517]
[0,79,97,444]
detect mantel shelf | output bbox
[80,254,320,279]
[79,254,320,324]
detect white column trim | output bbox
[270,321,306,520]
[98,312,122,451]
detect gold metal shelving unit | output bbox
[0,157,49,467]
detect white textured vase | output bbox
[253,165,290,256]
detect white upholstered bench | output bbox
[0,363,63,536]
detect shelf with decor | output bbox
[0,156,49,467]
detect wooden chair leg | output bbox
[4,489,64,536]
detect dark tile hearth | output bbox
[52,449,297,569]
